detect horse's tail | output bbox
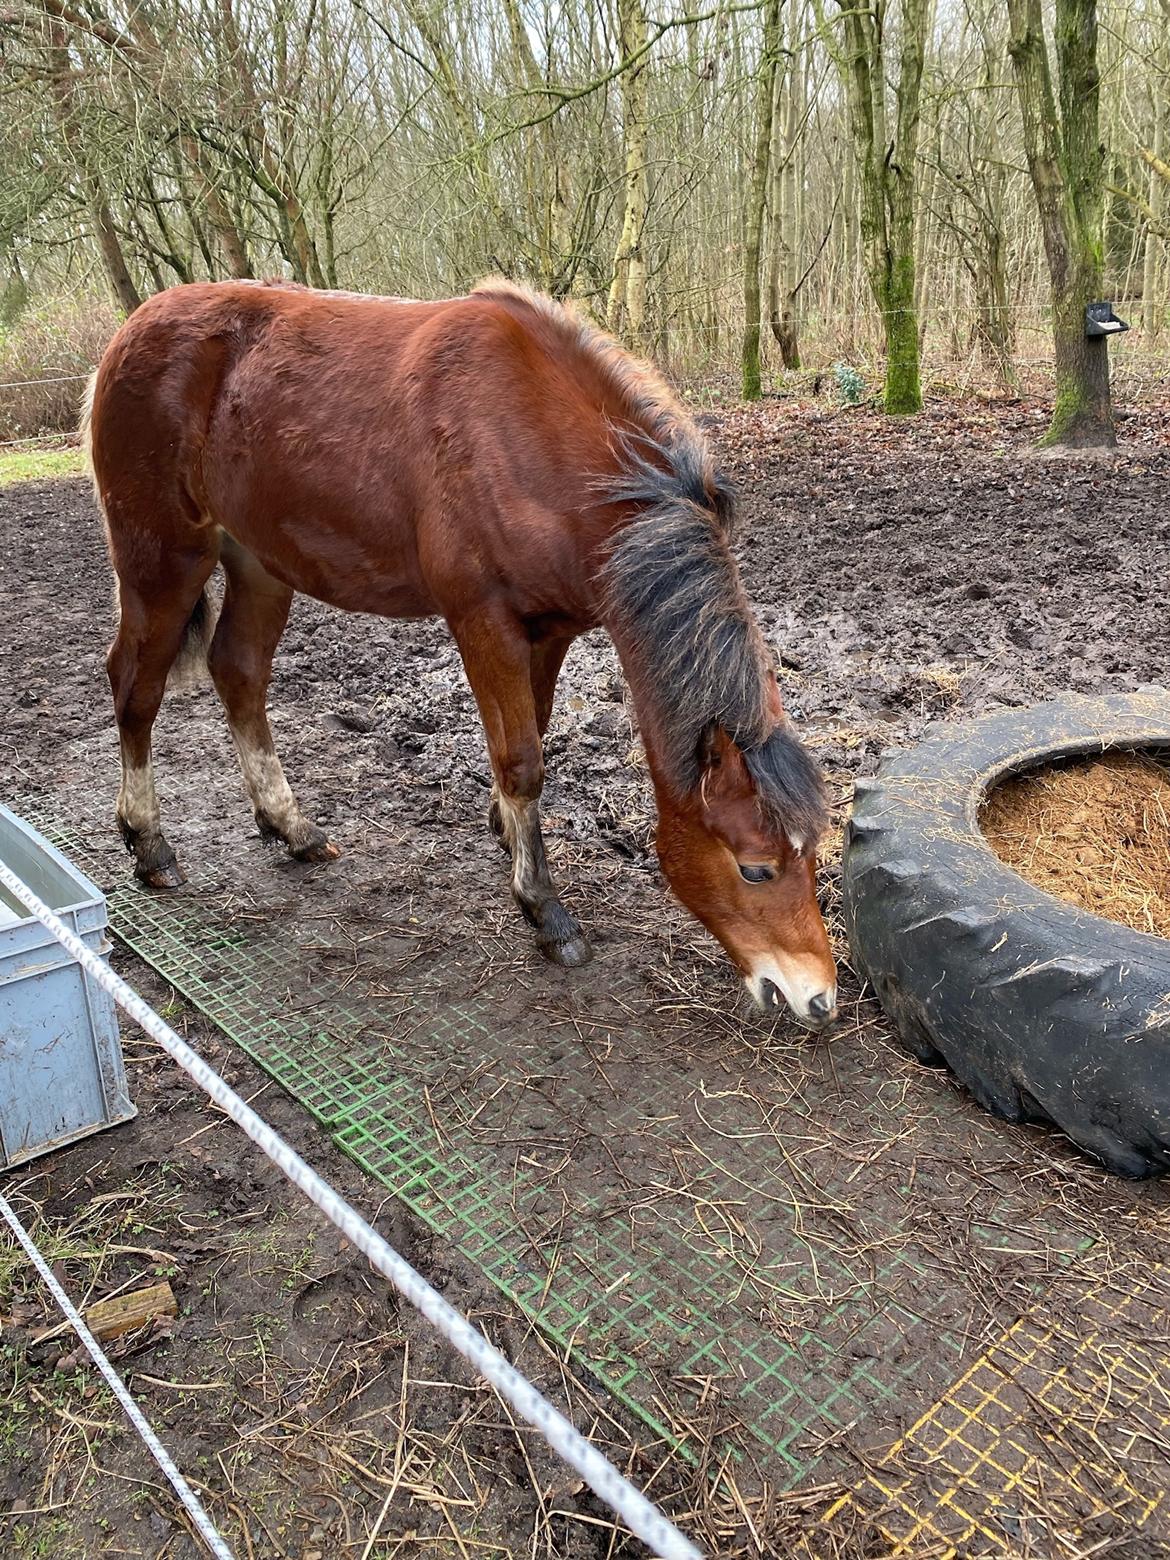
[168,586,218,691]
[80,370,98,473]
[83,367,218,690]
[107,573,217,694]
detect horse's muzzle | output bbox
[753,976,838,1031]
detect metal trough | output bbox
[0,804,135,1168]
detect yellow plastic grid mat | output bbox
[812,1260,1170,1555]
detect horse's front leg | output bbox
[451,611,591,968]
[488,634,572,844]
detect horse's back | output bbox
[90,283,442,610]
[91,280,437,475]
[89,280,656,621]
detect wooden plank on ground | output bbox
[84,1281,177,1342]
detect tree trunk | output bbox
[89,193,143,313]
[1,253,28,327]
[503,0,574,293]
[767,7,803,371]
[878,227,921,412]
[980,152,1018,390]
[976,229,1017,391]
[1007,0,1115,446]
[834,0,926,413]
[607,0,649,341]
[742,0,781,398]
[45,22,142,314]
[216,0,323,288]
[180,135,253,278]
[1050,275,1112,441]
[842,150,859,356]
[886,0,926,411]
[1143,116,1164,336]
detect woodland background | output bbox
[0,0,1166,442]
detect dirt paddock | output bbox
[3,398,1170,1559]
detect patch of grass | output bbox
[10,1516,78,1557]
[0,1346,33,1455]
[0,446,85,486]
[227,1213,322,1291]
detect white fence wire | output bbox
[0,373,93,390]
[0,1192,237,1559]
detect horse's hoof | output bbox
[542,935,593,968]
[294,837,341,864]
[137,860,186,890]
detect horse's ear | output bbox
[698,723,752,801]
[698,720,738,768]
[711,470,737,532]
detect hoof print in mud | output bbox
[842,689,1170,1178]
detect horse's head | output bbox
[654,724,837,1029]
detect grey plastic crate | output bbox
[0,804,135,1168]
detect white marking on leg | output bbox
[496,793,535,897]
[118,756,160,835]
[233,736,304,839]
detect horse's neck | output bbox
[603,618,699,810]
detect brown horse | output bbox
[85,280,837,1027]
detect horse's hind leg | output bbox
[453,610,590,968]
[108,565,217,888]
[207,536,339,863]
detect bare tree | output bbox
[43,11,142,312]
[742,0,781,397]
[607,0,650,339]
[825,0,929,412]
[767,0,809,370]
[1008,0,1116,446]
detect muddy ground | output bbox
[3,397,1170,1558]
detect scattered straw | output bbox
[981,752,1170,939]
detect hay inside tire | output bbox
[842,689,1170,1177]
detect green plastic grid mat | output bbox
[18,798,1092,1487]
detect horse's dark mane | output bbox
[599,435,828,847]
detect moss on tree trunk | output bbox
[833,0,927,416]
[1008,0,1116,448]
[1046,287,1114,447]
[880,288,922,414]
[876,220,922,414]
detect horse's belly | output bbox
[201,404,436,618]
[217,515,438,620]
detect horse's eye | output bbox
[738,863,775,884]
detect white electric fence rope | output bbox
[0,858,703,1560]
[0,373,94,390]
[0,1192,236,1560]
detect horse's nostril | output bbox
[809,991,836,1019]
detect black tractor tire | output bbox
[842,688,1170,1177]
